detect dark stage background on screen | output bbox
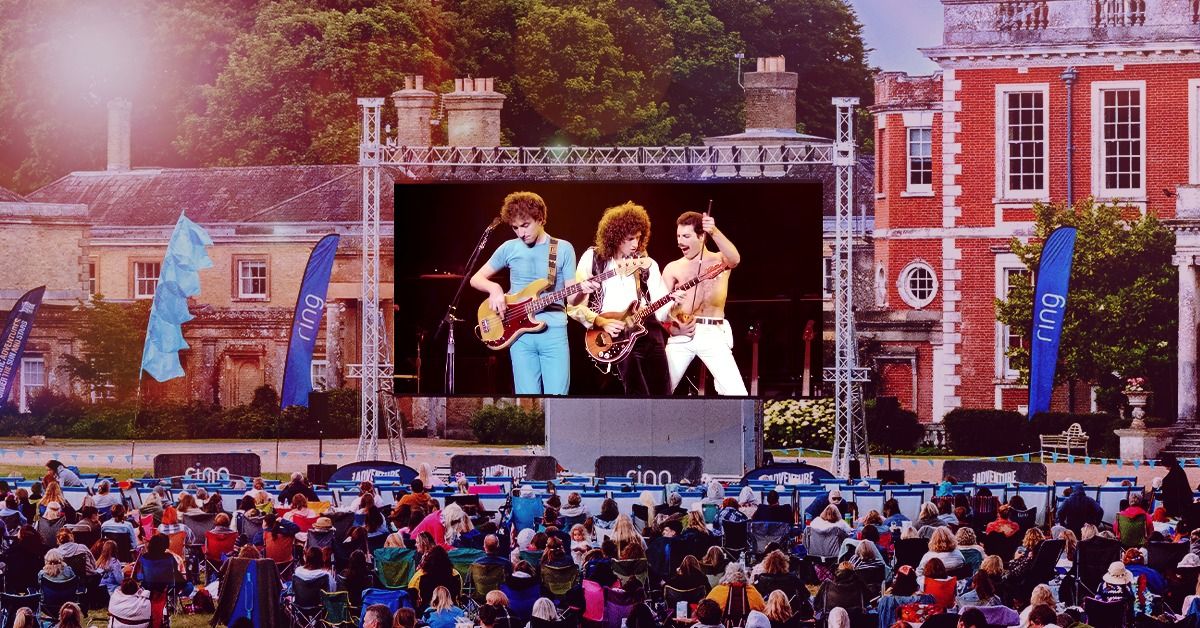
[393,180,823,397]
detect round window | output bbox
[898,261,938,308]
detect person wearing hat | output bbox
[1096,560,1136,608]
[804,487,854,523]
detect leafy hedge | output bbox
[469,402,545,445]
[944,409,1172,457]
[0,386,362,440]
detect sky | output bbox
[845,0,944,75]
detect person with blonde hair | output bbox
[10,607,35,628]
[421,586,465,628]
[764,589,804,628]
[754,550,804,601]
[810,504,852,533]
[441,502,477,548]
[38,548,75,583]
[611,513,646,556]
[1018,584,1056,628]
[918,526,964,574]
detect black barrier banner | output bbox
[595,456,703,485]
[742,463,836,485]
[154,453,260,480]
[329,461,417,484]
[451,455,558,482]
[942,460,1047,484]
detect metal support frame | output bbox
[359,96,867,477]
[356,98,391,462]
[823,98,871,479]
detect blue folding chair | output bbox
[509,496,542,533]
[357,589,412,628]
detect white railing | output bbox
[1094,0,1146,26]
[996,0,1050,30]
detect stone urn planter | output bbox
[1126,391,1151,430]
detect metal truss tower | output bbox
[355,97,392,462]
[824,98,871,479]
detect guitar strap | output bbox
[588,247,605,314]
[544,237,562,312]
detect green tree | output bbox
[0,0,253,192]
[995,199,1177,415]
[176,0,458,166]
[711,0,875,140]
[512,0,673,145]
[57,297,152,402]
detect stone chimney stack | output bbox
[106,98,132,171]
[391,75,437,146]
[443,78,505,147]
[743,56,797,132]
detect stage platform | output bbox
[544,397,762,479]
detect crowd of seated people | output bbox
[9,458,1200,628]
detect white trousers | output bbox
[665,320,748,395]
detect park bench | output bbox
[1040,422,1089,456]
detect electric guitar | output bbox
[475,257,651,350]
[585,262,730,364]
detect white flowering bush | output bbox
[764,398,835,449]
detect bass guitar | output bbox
[584,262,729,364]
[475,257,651,349]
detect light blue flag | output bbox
[1067,455,1075,464]
[1052,453,1060,463]
[141,213,213,382]
[1085,457,1091,465]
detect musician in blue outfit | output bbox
[471,191,587,394]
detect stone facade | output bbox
[1,166,395,411]
[872,0,1200,421]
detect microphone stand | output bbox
[438,218,501,394]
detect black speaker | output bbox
[307,463,337,485]
[849,458,861,480]
[877,470,906,485]
[308,391,330,432]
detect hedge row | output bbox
[469,403,545,445]
[943,409,1171,457]
[0,386,362,440]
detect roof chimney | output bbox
[391,75,437,147]
[442,78,505,147]
[106,98,132,171]
[743,56,797,132]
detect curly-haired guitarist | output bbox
[566,202,684,395]
[469,191,590,394]
[662,211,747,395]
